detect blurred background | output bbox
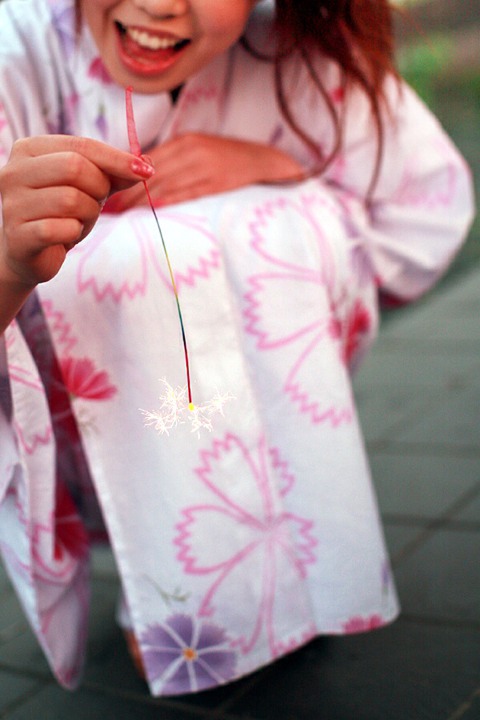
[395,0,479,283]
[0,1,479,719]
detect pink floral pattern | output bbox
[337,299,372,367]
[394,135,459,209]
[0,102,8,162]
[5,324,53,455]
[0,101,7,132]
[343,615,384,634]
[41,302,118,402]
[60,357,117,401]
[73,211,220,302]
[42,300,77,356]
[244,194,354,425]
[53,481,89,562]
[175,434,317,657]
[0,481,89,686]
[88,57,113,84]
[170,84,220,136]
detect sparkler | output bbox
[125,88,233,433]
[142,379,233,436]
[126,86,193,408]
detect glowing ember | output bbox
[142,380,234,436]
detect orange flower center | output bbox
[182,647,198,662]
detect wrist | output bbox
[0,256,36,294]
[0,227,37,290]
[256,145,305,184]
[0,229,36,333]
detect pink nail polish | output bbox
[131,158,155,178]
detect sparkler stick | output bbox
[125,86,193,409]
[125,88,233,434]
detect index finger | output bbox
[14,135,155,185]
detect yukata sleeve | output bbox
[326,77,476,303]
[0,87,90,690]
[0,314,90,689]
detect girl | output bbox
[0,0,474,697]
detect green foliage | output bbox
[398,34,453,106]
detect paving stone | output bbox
[380,310,480,345]
[379,270,480,344]
[354,384,433,443]
[90,545,119,580]
[225,620,480,720]
[0,625,52,677]
[450,690,480,720]
[0,559,12,594]
[395,385,480,449]
[2,684,214,720]
[393,528,480,623]
[354,344,480,390]
[83,615,149,698]
[370,453,480,519]
[454,489,480,523]
[0,670,42,714]
[382,524,428,563]
[87,577,121,649]
[0,592,29,644]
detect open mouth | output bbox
[114,21,191,74]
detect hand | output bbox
[0,135,154,288]
[103,134,304,211]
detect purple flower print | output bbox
[140,615,237,694]
[45,93,79,136]
[95,104,108,140]
[50,0,76,58]
[60,93,80,135]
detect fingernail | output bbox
[131,158,155,178]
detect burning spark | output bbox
[142,380,234,436]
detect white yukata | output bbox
[0,0,475,696]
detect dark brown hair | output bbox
[244,0,399,189]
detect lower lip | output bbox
[115,28,189,77]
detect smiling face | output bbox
[80,0,257,94]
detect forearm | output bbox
[0,227,35,334]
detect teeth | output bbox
[127,28,179,51]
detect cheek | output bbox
[80,0,115,9]
[199,2,253,41]
[80,0,118,45]
[79,0,117,28]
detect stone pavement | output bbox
[1,263,479,720]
